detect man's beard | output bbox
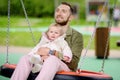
[55,19,68,26]
[55,16,70,26]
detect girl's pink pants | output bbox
[10,55,70,80]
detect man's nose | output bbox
[56,10,62,15]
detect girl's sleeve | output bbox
[62,40,73,62]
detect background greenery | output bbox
[0,0,119,18]
[0,0,120,49]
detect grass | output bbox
[0,16,119,50]
[0,16,97,27]
[0,16,54,28]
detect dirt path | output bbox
[0,46,32,54]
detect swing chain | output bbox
[100,20,111,73]
[5,0,36,63]
[100,0,117,73]
[78,0,108,72]
[20,0,36,45]
[6,0,11,64]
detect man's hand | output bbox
[37,47,50,56]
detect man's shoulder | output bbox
[66,27,83,37]
[71,28,82,36]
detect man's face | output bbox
[54,4,71,25]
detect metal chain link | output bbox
[5,0,37,63]
[100,0,117,73]
[99,21,111,73]
[78,0,108,72]
[6,0,11,63]
[20,0,36,45]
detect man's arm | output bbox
[70,33,83,71]
[66,31,83,71]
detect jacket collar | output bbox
[66,27,72,36]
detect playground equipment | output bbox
[1,0,117,80]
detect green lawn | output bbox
[0,16,119,50]
[0,16,97,28]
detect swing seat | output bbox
[0,64,113,80]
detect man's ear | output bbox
[69,15,74,21]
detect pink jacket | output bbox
[29,33,72,62]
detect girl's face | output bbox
[47,26,61,41]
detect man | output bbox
[10,2,83,80]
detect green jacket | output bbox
[64,27,83,71]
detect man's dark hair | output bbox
[61,2,74,14]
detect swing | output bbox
[0,0,114,80]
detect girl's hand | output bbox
[37,47,50,56]
[63,56,70,62]
[41,55,49,61]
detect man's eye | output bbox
[62,10,66,13]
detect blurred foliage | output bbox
[0,0,54,17]
[0,0,119,19]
